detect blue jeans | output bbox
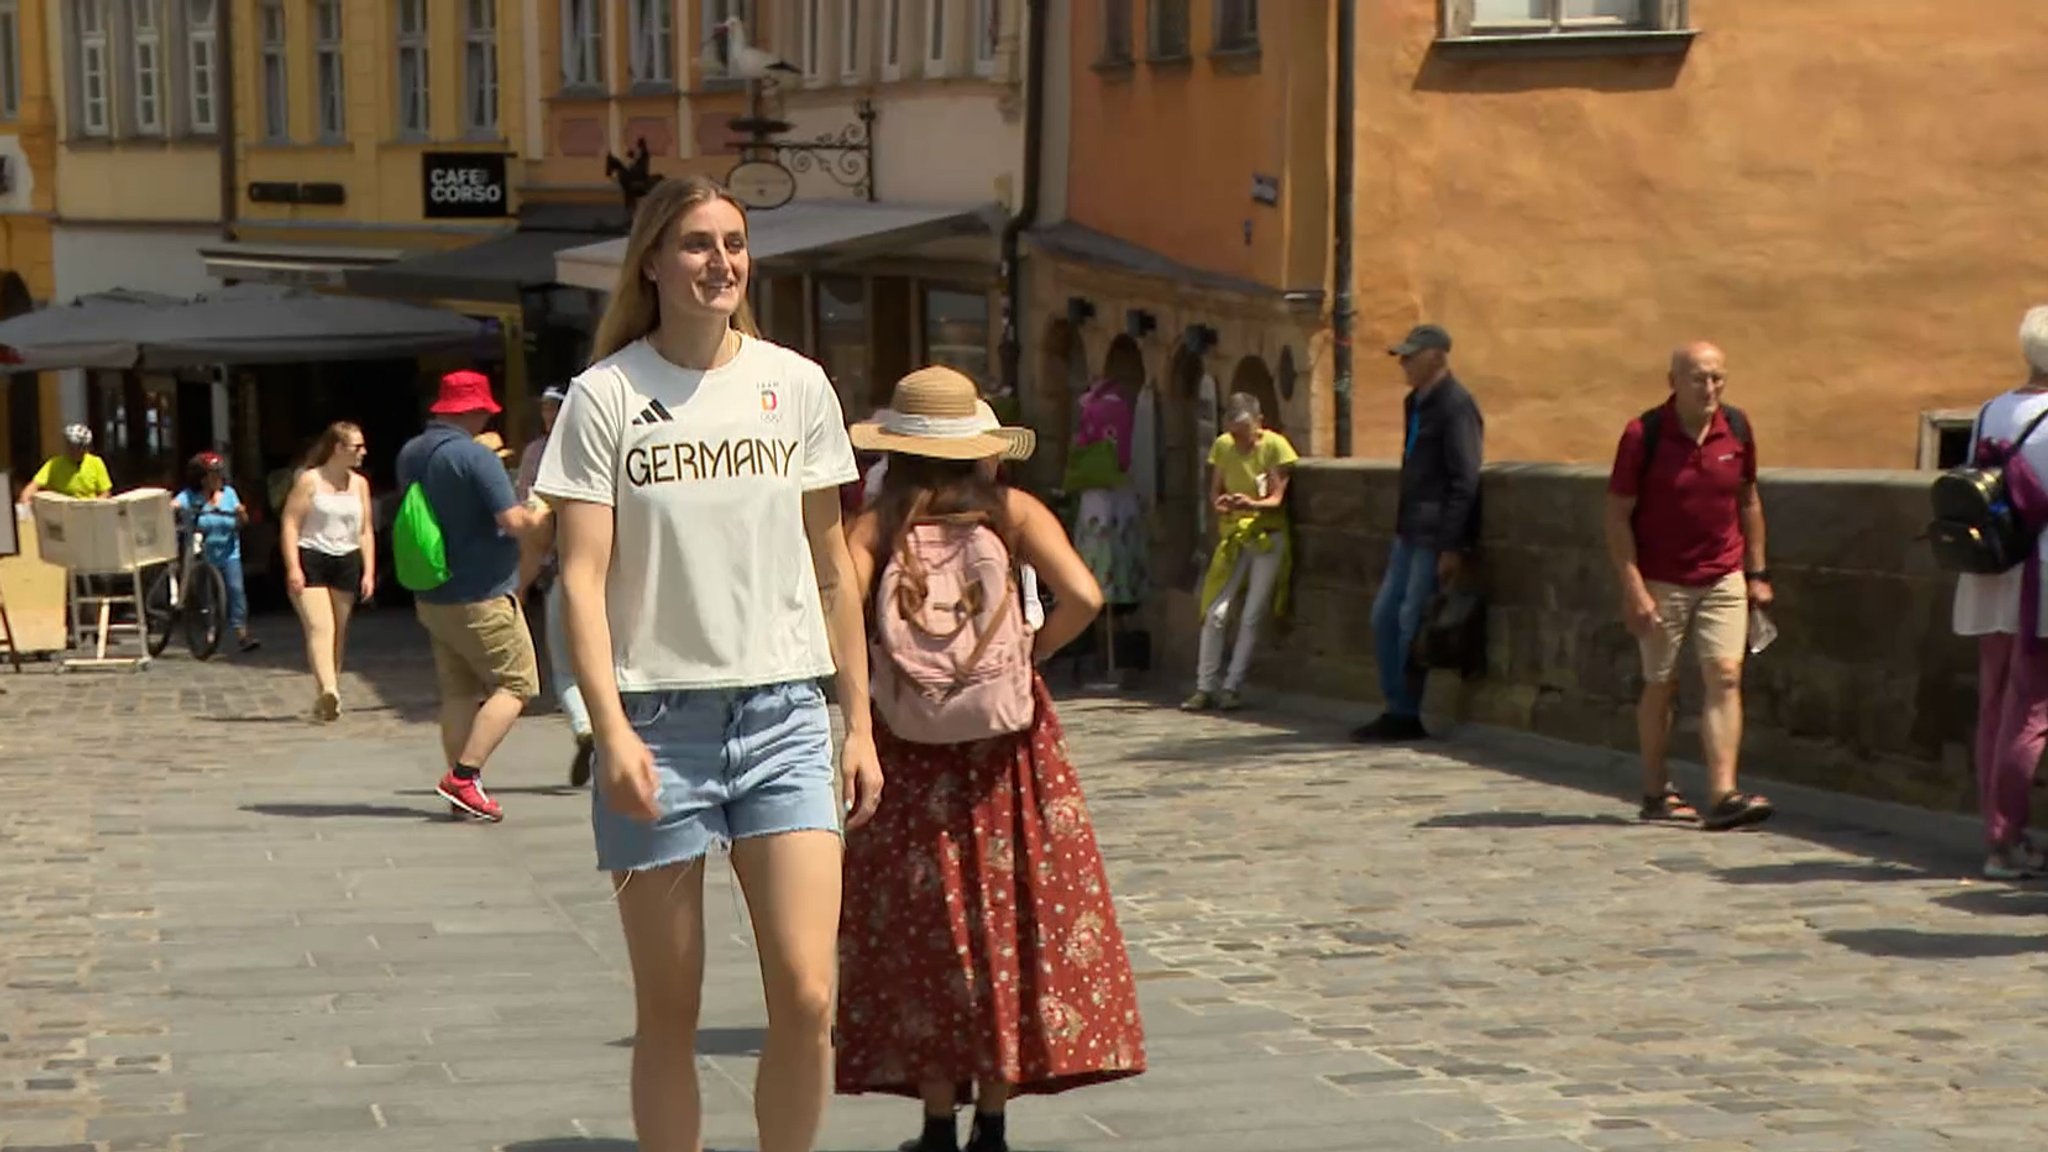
[593,681,839,873]
[543,579,591,738]
[1370,537,1438,718]
[216,555,248,633]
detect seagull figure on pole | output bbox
[704,17,801,81]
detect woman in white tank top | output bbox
[280,422,374,721]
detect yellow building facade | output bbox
[0,0,62,491]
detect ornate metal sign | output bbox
[729,97,878,205]
[726,159,797,211]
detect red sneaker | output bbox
[436,772,503,822]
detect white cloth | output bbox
[1130,384,1159,511]
[1196,543,1282,693]
[533,335,858,691]
[298,477,363,557]
[1954,388,2048,637]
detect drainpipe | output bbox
[216,0,238,242]
[997,0,1049,399]
[1331,0,1356,456]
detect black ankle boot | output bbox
[966,1111,1008,1152]
[900,1113,959,1152]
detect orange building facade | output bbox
[0,0,59,490]
[1040,0,2048,483]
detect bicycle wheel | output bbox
[184,563,228,661]
[142,566,176,657]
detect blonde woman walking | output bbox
[280,422,374,721]
[535,176,881,1152]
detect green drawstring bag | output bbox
[391,480,449,592]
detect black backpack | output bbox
[1636,404,1753,490]
[1927,406,2048,575]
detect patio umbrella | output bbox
[133,283,486,369]
[0,289,181,373]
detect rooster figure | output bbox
[605,138,660,213]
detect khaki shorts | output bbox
[1638,571,1748,683]
[415,594,541,703]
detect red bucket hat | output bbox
[429,369,502,416]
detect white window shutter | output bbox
[1442,0,1475,38]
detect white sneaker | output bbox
[1982,842,2047,881]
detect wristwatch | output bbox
[1744,569,1770,582]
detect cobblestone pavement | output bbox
[0,611,2039,1151]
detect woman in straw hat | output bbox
[533,175,882,1152]
[836,366,1146,1152]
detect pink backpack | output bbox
[871,516,1035,744]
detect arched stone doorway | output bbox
[1102,333,1144,395]
[1227,355,1282,434]
[1159,346,1206,588]
[1033,317,1084,491]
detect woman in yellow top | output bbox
[1183,393,1298,711]
[16,425,112,503]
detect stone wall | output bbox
[1151,461,1979,813]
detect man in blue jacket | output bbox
[1354,324,1484,743]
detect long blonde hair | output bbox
[590,176,760,364]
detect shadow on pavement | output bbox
[1415,811,1633,830]
[500,1141,640,1151]
[1932,886,2048,917]
[240,801,448,821]
[1711,860,1934,886]
[1823,927,2048,959]
[607,1026,764,1056]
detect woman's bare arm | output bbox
[1007,489,1103,660]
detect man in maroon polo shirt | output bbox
[1605,342,1776,832]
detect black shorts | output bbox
[299,548,363,592]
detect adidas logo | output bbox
[631,399,675,425]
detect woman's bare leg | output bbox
[614,861,709,1152]
[730,829,842,1152]
[290,589,338,703]
[326,589,356,681]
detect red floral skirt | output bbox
[834,675,1147,1099]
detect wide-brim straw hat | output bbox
[850,366,1036,462]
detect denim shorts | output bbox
[593,680,840,873]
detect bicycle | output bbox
[143,515,228,660]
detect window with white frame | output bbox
[0,1,19,122]
[924,0,946,72]
[259,0,286,138]
[839,0,860,79]
[561,0,602,88]
[186,0,218,132]
[314,0,344,137]
[799,0,821,79]
[972,0,997,71]
[132,0,164,134]
[1148,0,1189,58]
[700,0,750,84]
[464,0,497,132]
[396,0,429,136]
[1459,0,1668,36]
[881,0,900,76]
[74,0,112,137]
[629,0,673,85]
[1213,0,1256,51]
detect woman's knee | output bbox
[765,973,835,1036]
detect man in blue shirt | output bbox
[396,369,547,822]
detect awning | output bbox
[553,200,999,292]
[0,289,183,373]
[197,241,405,288]
[133,283,485,368]
[344,229,609,304]
[0,284,485,372]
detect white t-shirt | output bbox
[1954,388,2048,637]
[533,335,858,690]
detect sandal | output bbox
[1701,791,1775,832]
[1639,784,1700,823]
